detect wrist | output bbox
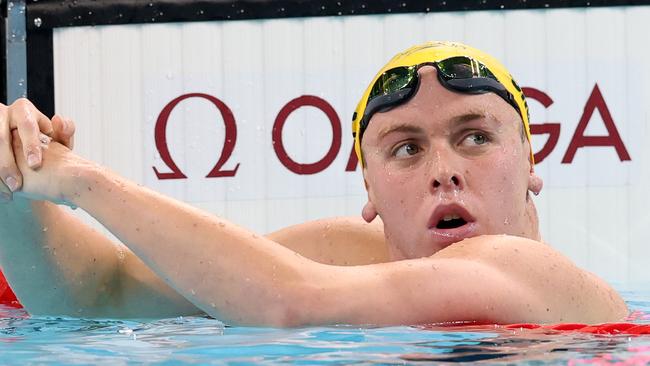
[61,159,102,207]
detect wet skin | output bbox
[0,68,628,325]
[360,65,543,260]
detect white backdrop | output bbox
[52,6,650,285]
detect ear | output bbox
[361,171,378,222]
[362,201,378,223]
[527,164,543,196]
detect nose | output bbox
[428,151,465,193]
[432,175,462,189]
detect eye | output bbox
[463,132,489,146]
[393,143,420,158]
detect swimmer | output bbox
[0,42,627,325]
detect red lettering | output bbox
[522,87,561,164]
[153,93,240,179]
[272,95,341,175]
[562,84,631,163]
[345,144,359,171]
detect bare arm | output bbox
[13,139,626,326]
[0,198,201,318]
[0,100,200,317]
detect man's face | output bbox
[361,66,542,260]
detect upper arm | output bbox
[296,256,540,326]
[111,250,202,317]
[39,203,201,318]
[295,235,626,326]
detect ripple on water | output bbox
[0,286,648,364]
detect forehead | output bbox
[361,66,521,146]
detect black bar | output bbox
[1,0,6,105]
[26,29,53,117]
[25,0,650,30]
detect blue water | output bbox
[1,287,649,365]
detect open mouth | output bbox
[436,214,468,229]
[428,204,475,232]
[427,204,477,245]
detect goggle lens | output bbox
[369,65,416,100]
[436,56,497,80]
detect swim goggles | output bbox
[352,42,531,166]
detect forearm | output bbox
[68,164,319,325]
[0,199,119,315]
[0,197,202,318]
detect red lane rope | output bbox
[505,323,650,335]
[0,270,21,308]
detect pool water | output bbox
[0,287,649,365]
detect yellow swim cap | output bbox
[352,41,532,166]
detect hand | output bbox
[10,130,87,206]
[0,98,75,201]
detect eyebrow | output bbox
[376,112,489,141]
[376,124,425,142]
[450,112,487,125]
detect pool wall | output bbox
[2,1,649,285]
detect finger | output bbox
[0,107,21,195]
[63,117,75,150]
[64,117,75,150]
[10,98,53,135]
[51,114,75,150]
[51,114,65,141]
[11,129,24,163]
[12,108,43,169]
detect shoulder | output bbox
[432,234,628,323]
[266,217,389,265]
[435,234,564,268]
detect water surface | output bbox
[0,286,648,365]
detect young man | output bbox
[0,42,627,325]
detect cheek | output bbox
[368,165,424,217]
[471,151,526,202]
